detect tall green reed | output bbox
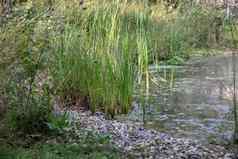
[52,1,138,116]
[52,0,217,116]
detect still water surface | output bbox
[129,54,238,144]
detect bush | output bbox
[6,85,51,134]
[179,5,225,48]
[47,112,70,134]
[3,18,53,133]
[5,64,52,134]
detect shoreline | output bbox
[64,110,237,159]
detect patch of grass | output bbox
[0,144,120,159]
[0,130,121,159]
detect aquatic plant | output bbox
[52,1,137,116]
[50,0,230,117]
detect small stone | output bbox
[188,154,201,159]
[224,153,234,159]
[61,110,235,159]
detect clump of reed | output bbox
[52,1,140,116]
[51,0,228,116]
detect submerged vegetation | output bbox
[0,0,238,158]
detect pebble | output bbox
[63,110,236,159]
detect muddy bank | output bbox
[63,110,237,159]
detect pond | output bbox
[128,54,238,144]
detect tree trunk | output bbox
[232,50,238,144]
[214,16,223,44]
[229,7,238,143]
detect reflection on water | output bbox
[130,55,238,144]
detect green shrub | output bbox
[180,5,225,48]
[47,112,70,134]
[5,65,52,134]
[3,20,53,133]
[155,19,189,60]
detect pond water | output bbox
[129,54,238,144]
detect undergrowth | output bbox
[0,130,120,159]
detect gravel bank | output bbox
[64,110,237,159]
